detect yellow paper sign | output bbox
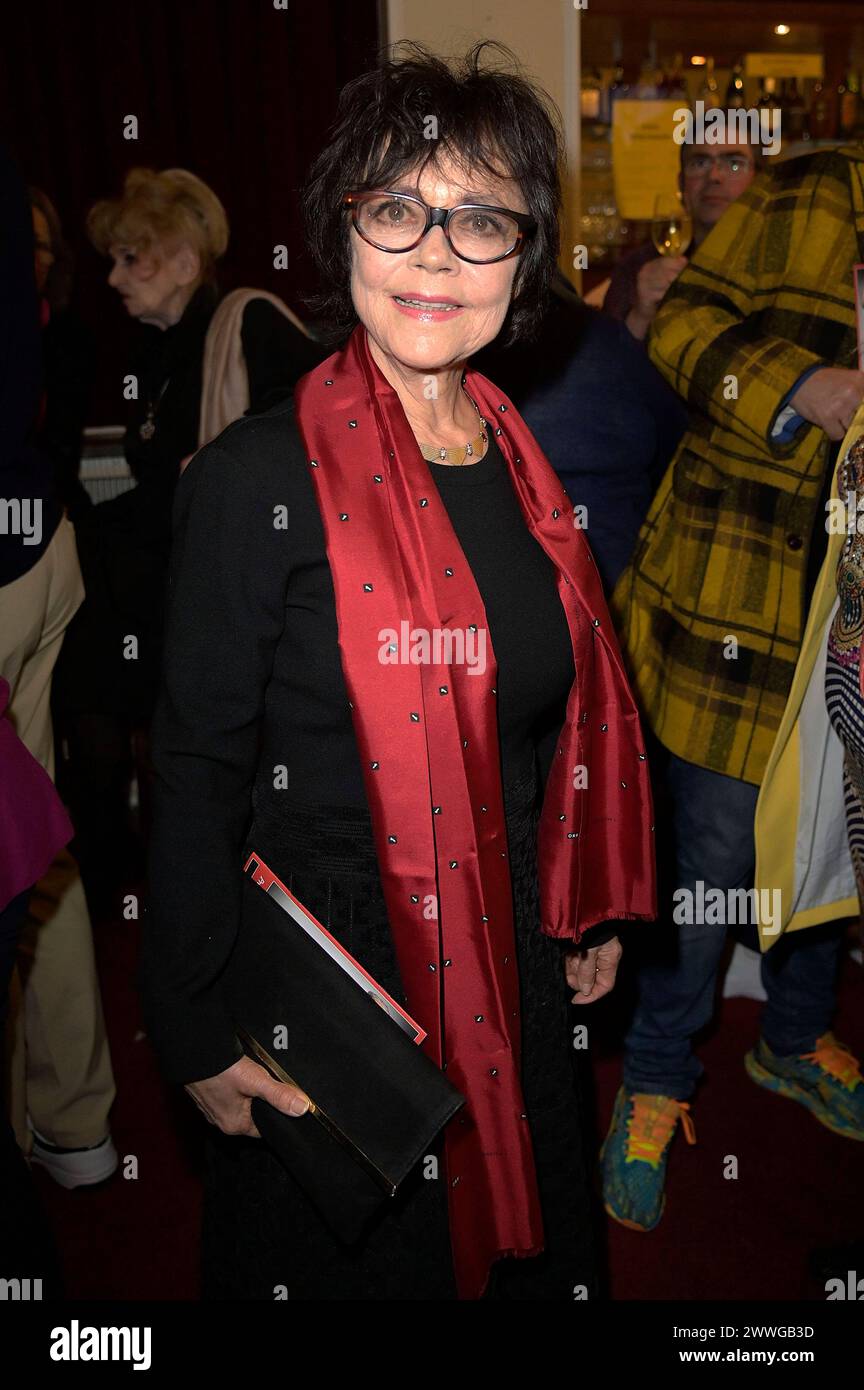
[744,53,824,80]
[612,100,684,220]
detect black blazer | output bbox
[140,396,619,1089]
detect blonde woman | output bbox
[86,166,323,493]
[54,168,324,896]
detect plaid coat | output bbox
[612,144,864,785]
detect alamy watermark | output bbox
[673,101,780,158]
[825,1271,864,1299]
[826,491,864,534]
[0,497,42,545]
[49,1320,151,1369]
[378,622,487,674]
[1,1277,42,1300]
[673,880,782,935]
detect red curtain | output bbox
[1,0,380,421]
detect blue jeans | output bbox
[623,752,845,1100]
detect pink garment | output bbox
[0,675,73,911]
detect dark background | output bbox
[0,0,380,423]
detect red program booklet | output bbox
[243,850,426,1044]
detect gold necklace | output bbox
[417,393,488,466]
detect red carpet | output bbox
[31,890,864,1302]
[598,959,864,1301]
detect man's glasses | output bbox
[682,153,754,178]
[343,190,537,264]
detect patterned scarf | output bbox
[294,323,656,1298]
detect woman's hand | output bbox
[184,1055,311,1138]
[563,935,622,1005]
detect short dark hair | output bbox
[301,41,563,348]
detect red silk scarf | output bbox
[294,323,656,1299]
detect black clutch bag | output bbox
[221,851,466,1245]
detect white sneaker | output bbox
[28,1124,119,1189]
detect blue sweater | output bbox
[474,281,688,594]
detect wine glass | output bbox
[651,193,693,257]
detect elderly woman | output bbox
[87,166,323,480]
[142,43,656,1302]
[54,168,324,898]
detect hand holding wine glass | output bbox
[624,193,692,340]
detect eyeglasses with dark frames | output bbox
[343,190,537,265]
[682,152,754,178]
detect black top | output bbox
[142,397,611,1085]
[52,288,328,721]
[123,283,328,550]
[425,436,575,793]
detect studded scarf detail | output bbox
[293,323,656,1299]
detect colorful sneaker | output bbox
[600,1085,697,1232]
[745,1032,864,1141]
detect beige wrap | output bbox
[197,287,311,448]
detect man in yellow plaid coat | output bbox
[601,143,864,1231]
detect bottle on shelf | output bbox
[772,80,794,153]
[665,52,689,103]
[757,76,780,113]
[634,56,659,100]
[581,67,602,123]
[698,56,719,106]
[724,60,746,110]
[809,76,838,140]
[784,76,809,143]
[839,69,861,139]
[835,70,849,131]
[602,62,630,125]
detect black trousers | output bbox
[201,769,601,1301]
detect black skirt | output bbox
[201,767,601,1301]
